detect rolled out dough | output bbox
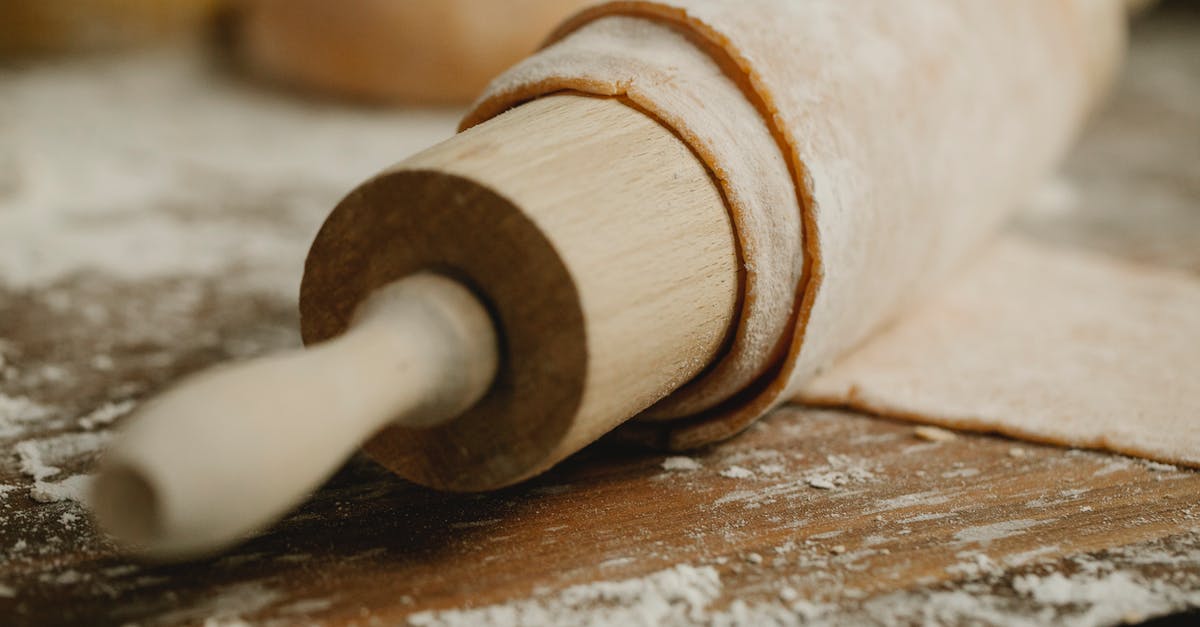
[800,237,1200,468]
[466,0,1200,468]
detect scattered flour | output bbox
[1140,460,1179,473]
[30,474,93,504]
[0,394,52,438]
[806,476,836,490]
[14,431,112,481]
[1010,570,1192,626]
[953,519,1054,546]
[661,457,703,472]
[720,466,756,480]
[803,469,873,490]
[15,439,58,481]
[78,399,137,430]
[871,490,953,513]
[406,565,721,627]
[757,463,785,476]
[0,47,458,294]
[401,537,1200,627]
[153,581,284,625]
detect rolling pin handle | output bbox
[90,273,498,559]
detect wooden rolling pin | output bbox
[92,0,1135,560]
[93,94,740,559]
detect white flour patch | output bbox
[0,47,458,294]
[661,457,702,472]
[1093,457,1135,477]
[953,519,1054,545]
[806,475,836,490]
[406,564,721,627]
[153,581,284,625]
[15,440,58,481]
[30,474,93,504]
[713,489,759,507]
[871,490,952,513]
[757,463,786,476]
[1003,545,1062,567]
[14,431,112,481]
[898,511,954,524]
[0,394,52,439]
[1140,460,1180,473]
[1010,570,1193,626]
[78,400,136,430]
[720,466,755,480]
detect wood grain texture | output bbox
[303,94,738,491]
[0,4,1197,626]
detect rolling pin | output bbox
[92,0,1131,559]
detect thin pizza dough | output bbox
[465,0,1200,466]
[801,237,1200,467]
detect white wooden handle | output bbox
[91,274,498,559]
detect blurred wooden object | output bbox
[237,0,593,104]
[0,0,226,56]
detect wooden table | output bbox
[1,4,1198,625]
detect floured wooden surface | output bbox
[1,5,1198,626]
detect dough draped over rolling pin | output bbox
[464,0,1200,467]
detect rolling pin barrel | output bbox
[94,94,740,558]
[302,94,740,492]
